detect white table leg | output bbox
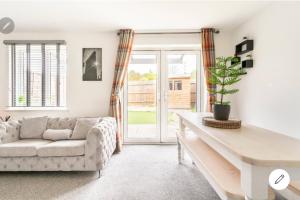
[177,140,183,164]
[177,117,186,164]
[241,162,272,200]
[179,118,186,135]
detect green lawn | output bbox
[127,105,197,124]
[128,111,177,124]
[128,111,157,124]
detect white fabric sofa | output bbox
[0,117,116,175]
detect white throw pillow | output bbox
[71,118,100,139]
[20,116,48,139]
[43,129,73,141]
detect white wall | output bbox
[215,31,233,58]
[133,31,233,57]
[231,2,300,138]
[0,32,118,119]
[0,30,232,120]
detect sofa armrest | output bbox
[0,121,20,144]
[85,117,117,170]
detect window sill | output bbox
[6,107,68,111]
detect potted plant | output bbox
[208,57,245,120]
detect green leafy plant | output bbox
[209,57,245,105]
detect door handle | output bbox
[163,92,168,103]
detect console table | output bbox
[176,111,300,200]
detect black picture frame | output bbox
[82,48,102,81]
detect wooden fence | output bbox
[128,78,196,109]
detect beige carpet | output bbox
[0,145,221,200]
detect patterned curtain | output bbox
[109,29,134,153]
[201,28,216,112]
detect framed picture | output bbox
[82,48,102,81]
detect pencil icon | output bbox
[275,174,285,184]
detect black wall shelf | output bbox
[235,40,254,55]
[242,59,253,68]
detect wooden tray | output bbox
[202,117,241,129]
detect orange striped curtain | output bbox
[201,28,216,112]
[109,29,134,153]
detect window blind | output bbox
[7,42,66,107]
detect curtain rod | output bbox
[117,30,220,36]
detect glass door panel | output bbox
[125,51,160,142]
[163,51,200,142]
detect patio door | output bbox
[124,50,200,143]
[161,51,200,142]
[124,51,161,143]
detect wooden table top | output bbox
[177,111,300,167]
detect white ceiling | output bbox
[0,0,272,33]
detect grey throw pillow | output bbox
[43,129,73,141]
[71,118,100,139]
[20,116,48,139]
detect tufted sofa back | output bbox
[46,117,78,130]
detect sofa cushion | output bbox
[37,140,86,157]
[47,117,77,130]
[0,139,51,157]
[71,118,100,139]
[43,129,73,141]
[20,117,48,139]
[0,121,20,143]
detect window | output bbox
[174,80,182,90]
[6,41,66,107]
[169,81,173,90]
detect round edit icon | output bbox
[0,17,15,34]
[269,169,290,190]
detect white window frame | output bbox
[5,40,67,110]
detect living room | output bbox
[0,1,299,200]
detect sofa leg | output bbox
[98,170,102,179]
